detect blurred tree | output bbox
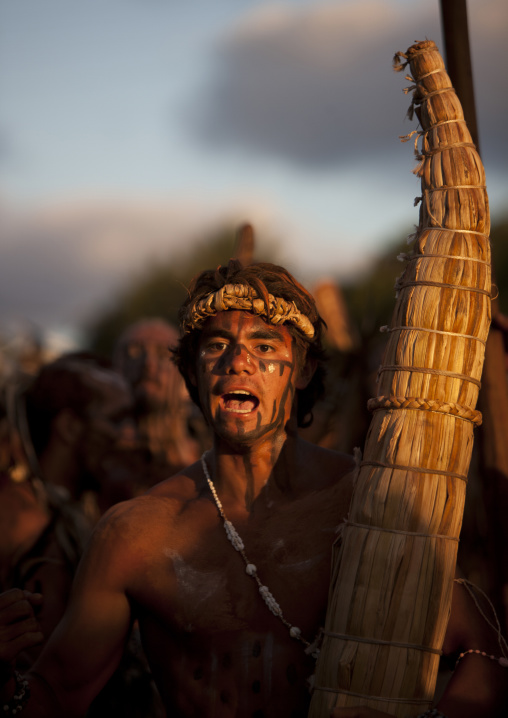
[85,215,508,361]
[85,224,278,358]
[342,232,409,371]
[490,216,508,315]
[86,227,236,357]
[343,214,508,336]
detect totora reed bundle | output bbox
[308,40,491,717]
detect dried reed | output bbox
[308,39,491,717]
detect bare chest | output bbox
[135,493,343,642]
[137,505,338,716]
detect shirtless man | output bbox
[0,261,507,717]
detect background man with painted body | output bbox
[0,262,506,717]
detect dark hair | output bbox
[24,352,114,457]
[173,260,327,427]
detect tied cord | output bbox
[344,519,459,543]
[454,579,508,660]
[377,364,481,389]
[360,459,468,483]
[312,685,432,706]
[367,395,482,426]
[321,628,443,654]
[398,252,490,267]
[380,324,487,347]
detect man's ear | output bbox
[295,356,317,390]
[53,409,85,447]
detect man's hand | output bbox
[331,708,395,717]
[0,589,44,668]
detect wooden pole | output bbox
[232,222,255,267]
[439,0,479,150]
[440,0,508,631]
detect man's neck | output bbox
[207,431,302,511]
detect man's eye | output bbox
[127,344,143,359]
[208,341,227,352]
[257,344,274,353]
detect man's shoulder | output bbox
[145,458,205,502]
[96,460,205,535]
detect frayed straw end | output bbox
[406,226,419,244]
[393,51,408,72]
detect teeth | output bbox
[222,390,257,414]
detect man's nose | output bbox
[141,347,162,376]
[225,343,255,374]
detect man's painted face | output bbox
[117,322,184,412]
[194,310,305,446]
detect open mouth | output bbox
[221,390,259,414]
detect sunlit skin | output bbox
[193,311,314,506]
[196,311,306,450]
[195,311,299,445]
[0,310,507,717]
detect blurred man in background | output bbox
[0,352,164,716]
[0,352,132,657]
[104,318,208,508]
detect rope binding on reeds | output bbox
[367,396,483,425]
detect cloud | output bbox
[187,0,507,172]
[0,194,288,332]
[187,1,439,167]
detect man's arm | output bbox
[1,505,136,717]
[330,576,508,718]
[435,577,508,717]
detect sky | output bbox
[1,0,507,349]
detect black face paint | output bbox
[198,313,301,444]
[242,453,257,507]
[228,357,297,444]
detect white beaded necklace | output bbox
[201,453,320,658]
